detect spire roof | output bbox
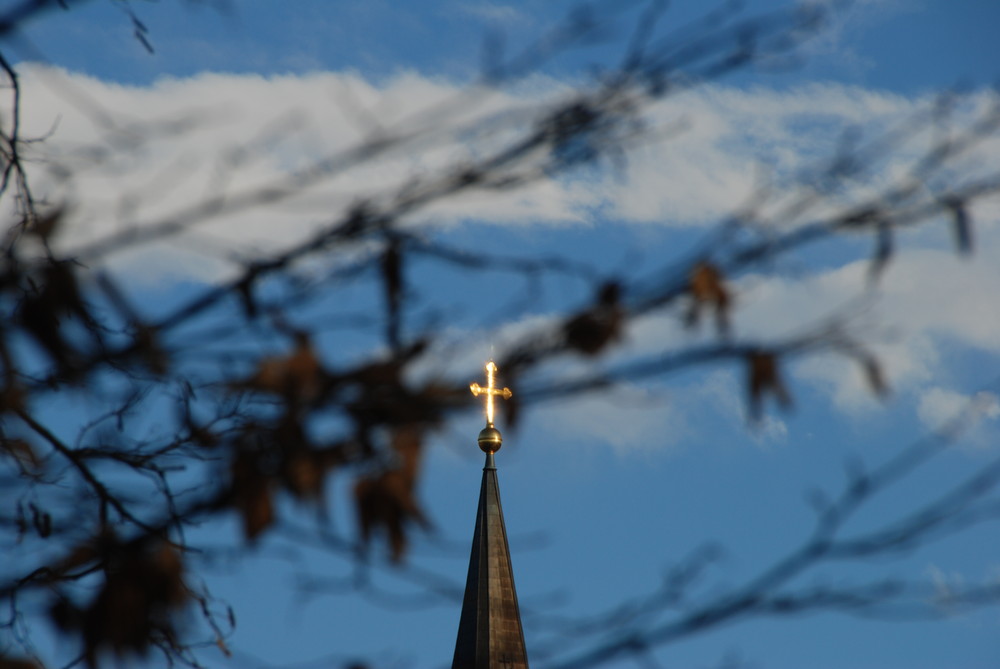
[452,451,528,669]
[453,362,527,668]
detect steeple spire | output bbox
[452,362,528,669]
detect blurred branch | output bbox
[535,391,1000,668]
[1,1,999,666]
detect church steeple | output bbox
[452,363,528,669]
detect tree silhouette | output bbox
[1,1,999,668]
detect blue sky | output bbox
[5,1,1000,668]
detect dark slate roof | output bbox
[452,451,528,669]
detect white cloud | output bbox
[604,83,916,225]
[537,385,687,455]
[917,387,1000,434]
[693,370,788,445]
[11,65,589,281]
[13,63,997,286]
[8,64,1000,439]
[713,231,1000,415]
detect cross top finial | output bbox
[470,360,512,427]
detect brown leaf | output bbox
[241,480,273,542]
[282,449,326,501]
[231,454,274,542]
[71,538,189,659]
[564,281,623,355]
[243,334,322,400]
[0,382,25,414]
[87,571,150,655]
[746,351,791,419]
[690,262,725,302]
[686,262,731,335]
[354,427,429,563]
[391,424,423,481]
[58,540,101,574]
[346,342,438,435]
[148,544,188,606]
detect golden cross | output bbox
[470,361,512,427]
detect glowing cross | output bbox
[470,361,512,427]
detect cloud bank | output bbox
[8,64,1000,442]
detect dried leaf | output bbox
[148,544,188,606]
[391,425,423,480]
[241,479,273,542]
[59,539,100,572]
[64,538,190,659]
[0,382,25,413]
[746,351,791,419]
[690,262,726,303]
[564,281,623,355]
[244,335,322,400]
[353,428,429,563]
[282,449,326,501]
[231,454,274,542]
[686,262,730,335]
[88,576,149,654]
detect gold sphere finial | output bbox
[477,425,503,453]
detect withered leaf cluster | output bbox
[49,534,188,665]
[1,1,999,667]
[354,425,430,563]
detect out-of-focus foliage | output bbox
[1,1,1000,668]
